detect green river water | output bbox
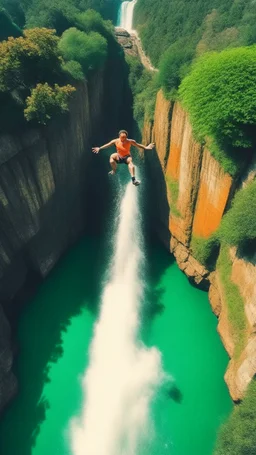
[0,232,232,455]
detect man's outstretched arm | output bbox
[92,139,116,154]
[130,140,155,150]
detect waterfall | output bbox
[70,182,164,455]
[119,0,137,33]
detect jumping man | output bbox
[92,130,155,186]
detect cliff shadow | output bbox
[0,236,105,455]
[143,148,171,250]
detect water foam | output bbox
[70,183,164,455]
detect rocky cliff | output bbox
[143,93,256,400]
[0,47,131,412]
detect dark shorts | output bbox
[116,155,131,165]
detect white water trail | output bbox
[120,0,137,32]
[70,183,165,455]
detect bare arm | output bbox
[130,139,155,150]
[92,139,116,154]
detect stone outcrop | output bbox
[114,27,138,58]
[170,237,209,290]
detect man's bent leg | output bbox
[109,153,118,174]
[127,157,140,186]
[127,157,135,177]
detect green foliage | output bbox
[166,176,181,218]
[0,8,22,41]
[218,179,256,248]
[62,59,84,80]
[22,0,119,31]
[75,9,114,38]
[24,82,75,124]
[159,41,194,98]
[191,235,220,270]
[0,28,62,91]
[217,245,247,359]
[179,47,256,174]
[125,54,159,130]
[214,378,256,455]
[58,27,107,75]
[135,0,256,98]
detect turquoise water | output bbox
[0,234,232,455]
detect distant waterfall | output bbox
[119,0,137,32]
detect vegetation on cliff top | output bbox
[214,378,256,455]
[0,9,113,129]
[135,0,256,90]
[179,46,256,174]
[0,0,119,30]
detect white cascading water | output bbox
[70,183,165,455]
[120,0,137,32]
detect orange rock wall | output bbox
[153,90,172,169]
[192,149,233,238]
[166,103,202,246]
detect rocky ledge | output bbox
[170,236,210,290]
[114,27,138,57]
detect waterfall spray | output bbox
[70,183,164,455]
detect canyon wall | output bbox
[143,94,256,400]
[0,50,130,412]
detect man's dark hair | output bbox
[119,129,128,136]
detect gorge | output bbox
[0,0,255,454]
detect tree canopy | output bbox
[58,27,107,75]
[179,46,256,173]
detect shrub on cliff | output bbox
[190,235,220,271]
[58,27,107,76]
[179,47,256,173]
[62,60,84,80]
[24,82,76,124]
[75,9,113,38]
[159,41,194,97]
[218,179,256,249]
[0,28,62,91]
[126,55,159,129]
[214,378,256,455]
[24,0,119,31]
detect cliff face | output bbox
[0,56,129,412]
[143,93,256,400]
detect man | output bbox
[92,130,155,186]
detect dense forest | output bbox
[0,0,122,132]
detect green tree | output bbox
[24,82,75,124]
[62,59,84,80]
[58,27,107,75]
[179,46,256,172]
[0,28,62,91]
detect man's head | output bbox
[119,130,128,142]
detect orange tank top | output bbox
[115,139,131,158]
